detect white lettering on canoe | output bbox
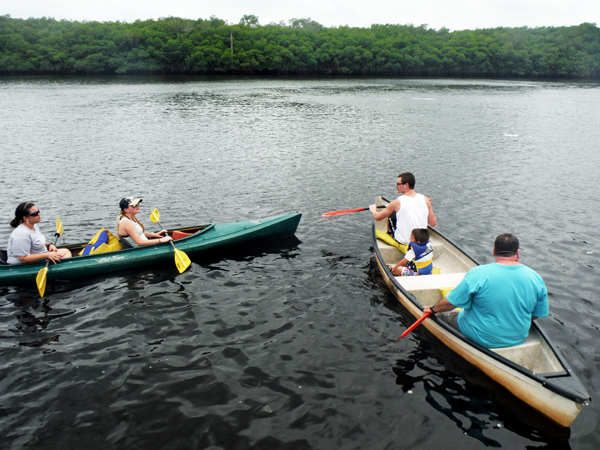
[98,255,126,263]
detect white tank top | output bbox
[119,217,148,246]
[394,193,429,244]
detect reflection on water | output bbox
[393,338,572,448]
[0,77,599,449]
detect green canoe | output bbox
[0,213,301,286]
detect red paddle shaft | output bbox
[395,311,431,342]
[321,205,386,217]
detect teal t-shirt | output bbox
[446,263,548,348]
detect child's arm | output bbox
[389,258,409,274]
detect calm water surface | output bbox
[1,77,599,449]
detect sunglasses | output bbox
[26,210,41,217]
[129,203,140,208]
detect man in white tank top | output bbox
[369,172,436,244]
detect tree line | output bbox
[1,14,599,78]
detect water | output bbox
[0,76,599,449]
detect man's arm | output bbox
[531,279,549,320]
[425,197,437,227]
[423,297,455,314]
[369,199,400,221]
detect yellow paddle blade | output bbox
[56,217,63,237]
[149,208,160,224]
[149,208,187,272]
[173,248,191,273]
[36,266,48,297]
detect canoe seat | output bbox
[395,272,466,305]
[118,235,134,249]
[378,240,404,263]
[491,334,564,373]
[492,340,543,370]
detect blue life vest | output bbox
[408,241,434,275]
[81,230,109,256]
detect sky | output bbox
[3,0,598,31]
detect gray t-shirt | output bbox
[7,224,47,264]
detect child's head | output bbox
[410,228,430,244]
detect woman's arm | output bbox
[17,251,63,264]
[120,220,171,246]
[144,229,168,239]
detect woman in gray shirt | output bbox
[6,202,72,264]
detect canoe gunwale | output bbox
[74,223,215,254]
[371,217,590,408]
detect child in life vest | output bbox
[388,228,433,276]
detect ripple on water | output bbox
[1,78,599,449]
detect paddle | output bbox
[36,217,64,298]
[149,208,191,273]
[395,311,431,342]
[322,205,386,217]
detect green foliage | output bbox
[0,16,598,77]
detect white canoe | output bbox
[373,196,590,427]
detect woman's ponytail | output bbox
[10,202,34,228]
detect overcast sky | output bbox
[4,0,598,31]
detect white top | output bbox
[119,217,148,246]
[394,193,429,244]
[7,224,47,264]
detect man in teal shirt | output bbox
[424,234,548,348]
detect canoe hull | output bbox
[374,255,584,427]
[0,213,301,285]
[372,197,588,427]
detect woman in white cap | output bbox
[6,201,72,264]
[117,197,173,247]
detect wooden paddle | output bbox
[36,217,64,298]
[322,205,386,217]
[395,311,431,342]
[149,208,191,273]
